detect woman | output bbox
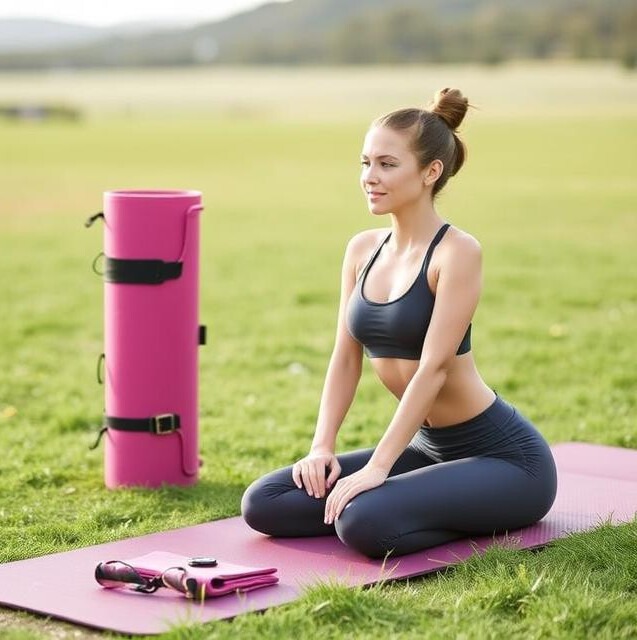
[241,88,557,559]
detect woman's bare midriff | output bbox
[370,352,496,428]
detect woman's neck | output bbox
[387,204,443,253]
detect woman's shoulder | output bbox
[343,228,390,269]
[345,228,390,255]
[436,224,482,272]
[444,223,480,246]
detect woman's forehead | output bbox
[361,126,410,157]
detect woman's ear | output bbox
[423,160,444,187]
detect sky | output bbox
[0,0,292,26]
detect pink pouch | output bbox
[97,551,279,599]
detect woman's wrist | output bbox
[310,439,335,454]
[366,457,392,476]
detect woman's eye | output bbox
[360,161,396,168]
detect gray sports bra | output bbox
[346,223,472,359]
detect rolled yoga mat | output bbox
[96,190,204,488]
[0,442,635,635]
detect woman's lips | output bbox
[367,192,386,201]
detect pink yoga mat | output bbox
[0,443,635,635]
[102,190,203,488]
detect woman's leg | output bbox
[334,454,557,559]
[241,444,438,537]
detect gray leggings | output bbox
[241,396,557,559]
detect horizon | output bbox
[0,0,292,27]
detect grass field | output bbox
[0,64,635,639]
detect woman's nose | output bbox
[362,168,378,184]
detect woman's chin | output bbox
[368,204,390,216]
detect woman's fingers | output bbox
[325,460,341,489]
[335,485,353,519]
[293,463,310,492]
[325,477,351,523]
[293,454,340,498]
[324,466,387,524]
[300,462,322,497]
[292,464,302,489]
[307,463,321,497]
[299,464,311,494]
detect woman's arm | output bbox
[293,232,375,498]
[310,234,368,453]
[368,232,483,473]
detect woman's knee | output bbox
[333,495,395,559]
[240,472,287,535]
[334,497,462,558]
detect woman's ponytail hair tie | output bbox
[429,87,470,131]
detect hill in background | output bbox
[0,0,634,69]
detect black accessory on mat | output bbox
[95,561,189,596]
[188,557,218,568]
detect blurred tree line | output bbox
[0,0,635,70]
[229,2,636,68]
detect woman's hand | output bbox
[292,449,341,499]
[324,464,388,525]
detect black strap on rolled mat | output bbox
[89,413,181,450]
[104,257,183,284]
[199,325,207,346]
[85,211,183,283]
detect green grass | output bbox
[0,65,635,638]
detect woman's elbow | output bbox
[416,358,450,388]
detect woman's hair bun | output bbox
[429,87,469,131]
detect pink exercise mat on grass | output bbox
[0,442,635,635]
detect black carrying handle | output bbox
[96,353,105,384]
[87,209,105,277]
[85,211,104,228]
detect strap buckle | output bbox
[153,414,177,435]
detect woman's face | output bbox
[360,126,428,216]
